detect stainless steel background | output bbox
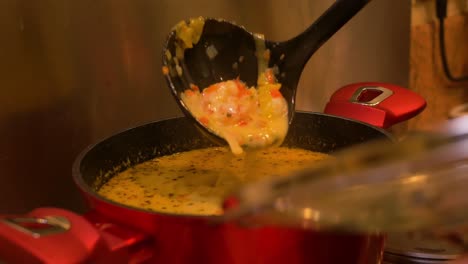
[0,0,410,213]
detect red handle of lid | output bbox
[324,82,426,128]
[0,208,153,264]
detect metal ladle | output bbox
[162,0,372,145]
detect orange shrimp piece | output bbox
[234,79,250,97]
[184,90,195,97]
[198,116,209,125]
[190,84,200,91]
[204,84,219,94]
[270,89,282,98]
[162,66,170,75]
[265,69,276,84]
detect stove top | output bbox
[383,233,463,264]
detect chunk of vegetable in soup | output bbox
[98,147,331,216]
[181,70,288,155]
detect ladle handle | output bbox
[280,0,372,74]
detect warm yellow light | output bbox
[402,174,427,185]
[302,207,320,221]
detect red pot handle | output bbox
[0,208,153,264]
[323,82,426,128]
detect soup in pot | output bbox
[98,146,331,216]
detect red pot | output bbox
[0,82,426,264]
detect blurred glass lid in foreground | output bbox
[222,116,468,241]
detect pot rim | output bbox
[72,110,394,220]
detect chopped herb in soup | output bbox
[98,147,331,216]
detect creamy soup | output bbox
[181,73,288,155]
[98,147,331,216]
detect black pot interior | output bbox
[77,112,391,192]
